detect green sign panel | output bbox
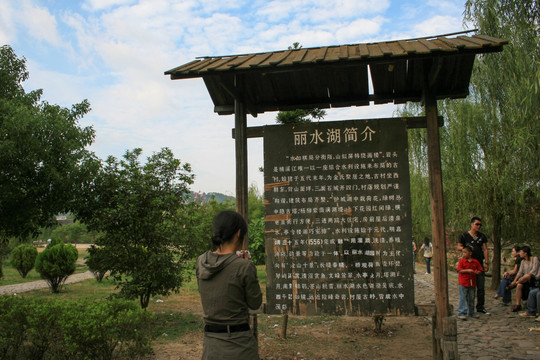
[263,119,414,316]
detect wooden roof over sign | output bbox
[164,33,507,116]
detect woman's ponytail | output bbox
[211,211,248,248]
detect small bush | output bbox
[0,296,154,360]
[248,216,266,265]
[35,242,78,293]
[10,244,38,278]
[0,296,28,359]
[86,245,109,282]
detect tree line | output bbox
[402,0,539,289]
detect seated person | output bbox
[494,246,522,305]
[508,246,539,312]
[520,285,540,321]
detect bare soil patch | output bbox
[148,294,432,360]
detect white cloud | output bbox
[412,15,463,37]
[6,0,470,194]
[0,1,16,45]
[21,0,64,47]
[427,0,464,14]
[82,0,136,12]
[257,0,390,24]
[335,17,386,43]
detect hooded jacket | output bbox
[196,251,262,326]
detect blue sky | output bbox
[0,0,468,195]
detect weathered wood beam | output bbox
[234,76,249,247]
[231,116,444,139]
[219,81,259,118]
[424,81,451,360]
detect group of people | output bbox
[493,244,540,319]
[457,216,540,322]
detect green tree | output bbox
[85,245,109,282]
[248,217,265,265]
[177,193,234,259]
[75,148,194,308]
[276,108,326,124]
[246,185,266,264]
[0,45,96,274]
[35,242,78,293]
[396,1,539,286]
[456,0,539,287]
[10,243,38,278]
[247,184,264,222]
[50,222,96,244]
[394,104,432,246]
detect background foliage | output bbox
[0,296,153,360]
[75,148,195,308]
[397,0,539,286]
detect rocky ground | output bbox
[415,270,540,360]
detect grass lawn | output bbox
[4,262,273,345]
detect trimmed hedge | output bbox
[10,244,38,278]
[35,242,78,293]
[0,296,154,360]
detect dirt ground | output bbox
[148,289,433,360]
[152,315,432,360]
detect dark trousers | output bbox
[476,271,485,311]
[496,277,513,304]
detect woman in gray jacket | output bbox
[196,210,263,360]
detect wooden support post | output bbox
[234,75,255,339]
[441,316,459,360]
[432,315,438,360]
[234,76,249,244]
[424,86,450,360]
[281,313,289,339]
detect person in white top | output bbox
[508,245,539,312]
[419,237,433,274]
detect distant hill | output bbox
[188,191,235,204]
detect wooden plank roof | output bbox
[165,33,507,116]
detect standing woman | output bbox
[508,245,539,312]
[196,210,262,360]
[493,245,522,305]
[419,237,434,274]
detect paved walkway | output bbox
[414,269,540,360]
[0,271,94,295]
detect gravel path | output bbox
[0,271,95,295]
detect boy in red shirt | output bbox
[457,246,484,320]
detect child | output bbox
[457,246,484,320]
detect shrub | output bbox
[62,299,154,359]
[248,216,266,265]
[0,296,28,359]
[35,242,78,293]
[0,296,154,360]
[85,245,108,282]
[10,244,38,278]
